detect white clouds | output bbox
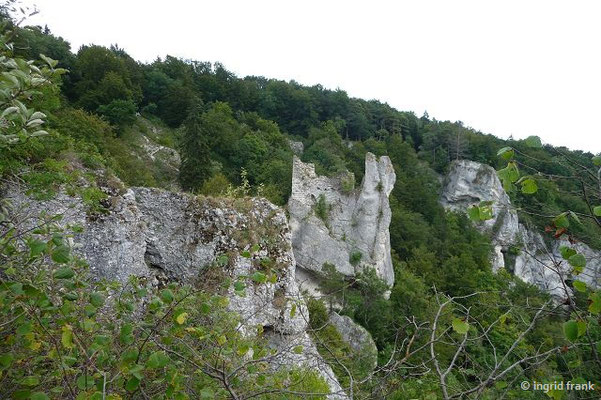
[21,0,601,153]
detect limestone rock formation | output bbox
[4,184,347,398]
[288,153,396,287]
[441,160,601,297]
[329,312,378,369]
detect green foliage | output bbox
[349,250,362,266]
[97,98,137,130]
[0,216,330,399]
[314,194,330,225]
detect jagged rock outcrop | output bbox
[4,184,347,399]
[288,153,396,287]
[329,312,378,369]
[441,160,601,297]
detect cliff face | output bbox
[288,153,396,287]
[441,160,601,298]
[5,184,346,398]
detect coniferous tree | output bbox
[179,100,212,191]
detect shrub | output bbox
[349,250,363,266]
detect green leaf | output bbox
[160,289,174,303]
[577,320,587,337]
[563,320,578,341]
[593,206,601,217]
[523,135,542,148]
[51,245,70,264]
[53,267,74,280]
[76,374,95,389]
[200,388,214,399]
[120,323,134,345]
[146,351,170,369]
[61,325,73,348]
[216,255,229,266]
[290,303,297,318]
[497,146,514,160]
[293,345,303,354]
[250,271,267,284]
[241,250,251,258]
[251,244,260,253]
[0,353,14,370]
[129,364,144,380]
[572,281,587,293]
[452,318,469,335]
[559,246,576,260]
[234,281,245,292]
[125,377,140,392]
[21,376,40,386]
[592,155,601,166]
[217,335,227,346]
[175,312,188,325]
[568,254,586,271]
[89,292,105,307]
[553,213,570,229]
[467,205,480,221]
[589,292,601,314]
[27,239,46,257]
[30,393,49,400]
[521,178,538,194]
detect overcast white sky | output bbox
[20,0,601,153]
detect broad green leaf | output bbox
[200,388,214,399]
[241,250,251,258]
[467,205,480,221]
[593,206,601,217]
[521,178,538,194]
[559,246,576,260]
[250,271,267,284]
[568,254,586,271]
[452,318,469,335]
[234,281,245,291]
[89,292,105,307]
[120,323,134,345]
[76,375,95,389]
[61,325,73,348]
[146,351,169,369]
[497,146,514,160]
[217,335,227,346]
[125,377,140,392]
[577,320,587,337]
[30,393,49,400]
[589,292,601,314]
[572,281,587,293]
[0,353,14,370]
[290,303,297,318]
[160,289,174,303]
[21,376,40,386]
[293,345,303,354]
[523,135,542,148]
[592,155,601,166]
[216,255,228,266]
[53,267,74,279]
[27,239,46,257]
[553,213,569,229]
[563,320,578,341]
[51,245,70,264]
[176,312,188,325]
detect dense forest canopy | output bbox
[1,6,601,399]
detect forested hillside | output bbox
[1,5,601,399]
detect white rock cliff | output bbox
[441,160,601,298]
[288,153,396,287]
